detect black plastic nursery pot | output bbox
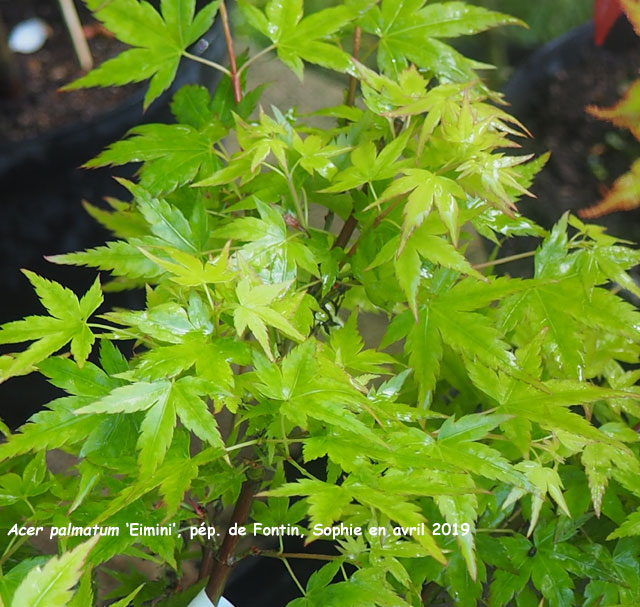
[0,11,226,430]
[502,17,640,249]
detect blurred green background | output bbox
[479,0,592,45]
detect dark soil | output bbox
[505,18,640,249]
[0,0,138,141]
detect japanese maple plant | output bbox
[1,1,640,606]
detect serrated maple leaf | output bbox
[65,0,222,108]
[76,377,224,475]
[238,0,356,78]
[586,79,640,141]
[0,274,102,381]
[579,159,640,218]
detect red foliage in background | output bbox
[594,0,623,45]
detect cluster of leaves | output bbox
[1,1,640,606]
[580,0,640,218]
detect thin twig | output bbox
[472,250,537,270]
[260,551,339,562]
[57,0,93,71]
[372,196,403,229]
[282,557,306,595]
[220,1,241,103]
[183,51,231,76]
[237,44,276,76]
[347,26,362,107]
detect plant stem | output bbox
[237,44,276,76]
[372,196,403,229]
[260,551,339,562]
[199,546,214,581]
[282,557,306,595]
[287,172,307,229]
[333,27,364,252]
[347,26,362,106]
[183,51,231,76]
[220,1,241,103]
[205,477,260,604]
[472,250,536,270]
[57,0,93,71]
[334,214,358,250]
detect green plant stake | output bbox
[1,1,640,606]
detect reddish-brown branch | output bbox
[333,214,358,251]
[220,1,241,103]
[205,478,259,604]
[199,546,214,581]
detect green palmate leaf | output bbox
[105,301,203,343]
[503,461,572,536]
[212,200,319,281]
[0,397,97,460]
[137,243,234,287]
[135,334,237,386]
[68,460,102,515]
[11,537,98,607]
[49,240,165,283]
[170,377,224,448]
[89,434,204,524]
[359,0,523,80]
[85,122,226,195]
[136,385,177,477]
[265,479,352,527]
[254,339,380,439]
[77,380,172,415]
[328,312,395,375]
[320,131,411,193]
[376,168,465,246]
[292,133,349,179]
[608,508,640,539]
[394,224,485,314]
[233,279,305,360]
[135,189,199,252]
[171,84,217,129]
[238,0,356,77]
[81,198,148,240]
[0,274,102,381]
[582,443,611,518]
[530,549,575,607]
[38,356,120,398]
[431,471,479,579]
[68,569,94,607]
[108,585,145,607]
[77,378,223,474]
[68,0,222,108]
[405,307,442,407]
